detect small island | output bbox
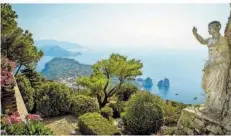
[41,57,92,81]
[135,77,153,89]
[143,77,153,88]
[158,78,170,88]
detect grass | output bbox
[43,115,78,135]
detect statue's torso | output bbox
[203,35,230,114]
[207,36,230,64]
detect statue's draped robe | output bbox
[202,36,230,114]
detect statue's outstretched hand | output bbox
[192,26,197,34]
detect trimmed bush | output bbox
[100,106,113,119]
[122,91,164,135]
[115,83,138,101]
[35,82,71,117]
[16,75,35,112]
[78,112,120,135]
[109,101,125,118]
[70,95,99,117]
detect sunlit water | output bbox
[37,48,208,104]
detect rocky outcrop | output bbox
[223,3,231,127]
[158,78,170,87]
[136,78,144,83]
[176,107,231,135]
[143,77,153,88]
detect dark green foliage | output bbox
[70,95,99,117]
[71,88,93,97]
[3,121,53,135]
[115,83,138,101]
[41,57,91,80]
[35,82,71,117]
[16,75,35,112]
[20,67,45,113]
[100,106,113,119]
[20,67,45,89]
[1,4,43,76]
[78,112,120,135]
[122,91,164,135]
[163,100,187,126]
[108,101,125,118]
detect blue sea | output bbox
[37,48,208,104]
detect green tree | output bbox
[1,4,43,76]
[20,66,45,89]
[20,67,46,113]
[77,53,143,108]
[115,82,138,101]
[1,4,18,55]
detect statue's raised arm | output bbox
[192,26,209,45]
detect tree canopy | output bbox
[1,4,43,75]
[77,53,143,108]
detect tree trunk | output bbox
[108,81,123,97]
[99,72,110,109]
[15,64,22,76]
[100,91,108,108]
[96,94,103,109]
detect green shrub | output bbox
[35,82,71,117]
[71,88,92,97]
[70,95,99,117]
[16,75,35,112]
[100,106,113,119]
[122,91,164,135]
[3,121,53,135]
[20,68,45,89]
[108,101,125,118]
[163,100,187,126]
[78,112,120,135]
[115,83,138,101]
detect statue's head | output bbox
[208,21,221,35]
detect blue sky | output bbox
[12,4,230,51]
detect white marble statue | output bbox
[193,21,230,115]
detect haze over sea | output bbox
[37,47,208,104]
[13,3,229,104]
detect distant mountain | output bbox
[37,45,81,57]
[35,40,82,50]
[41,57,92,81]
